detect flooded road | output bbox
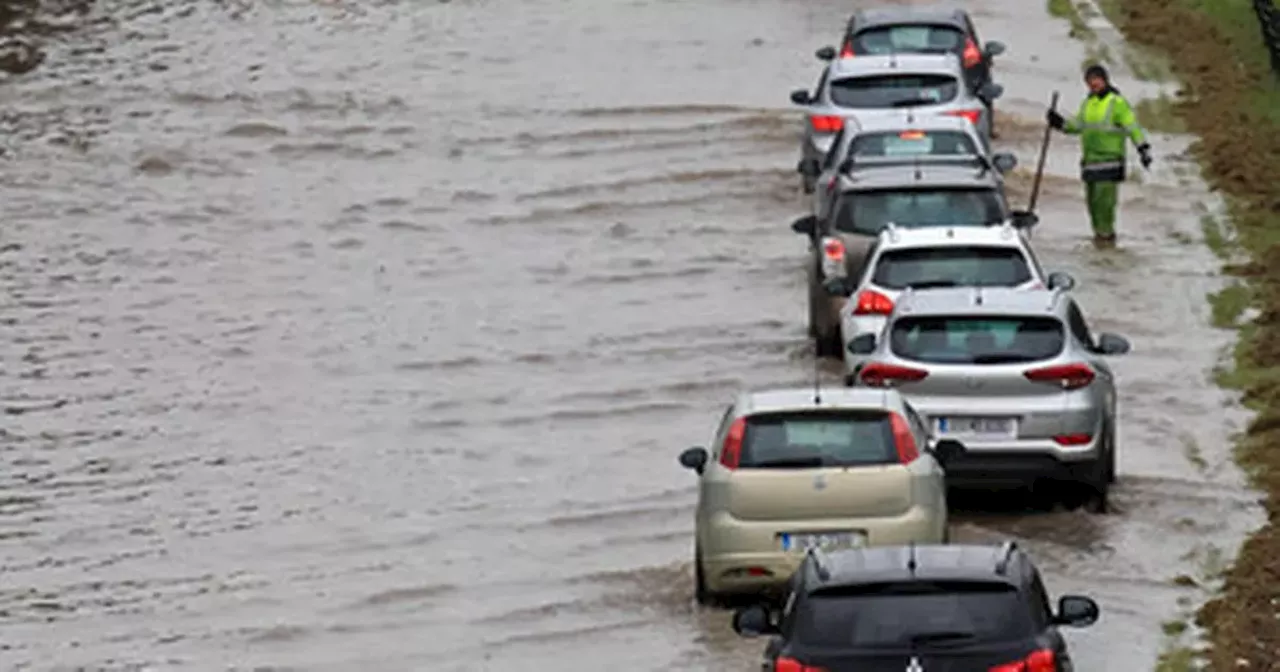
[0,0,1263,670]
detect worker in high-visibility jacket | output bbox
[1046,64,1152,247]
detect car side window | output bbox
[1027,571,1054,628]
[813,67,830,100]
[1066,301,1096,350]
[822,128,845,169]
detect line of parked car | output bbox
[675,5,1134,671]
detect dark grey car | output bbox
[791,163,1037,357]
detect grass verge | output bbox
[1105,0,1280,668]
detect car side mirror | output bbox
[1095,333,1131,356]
[731,604,778,637]
[848,333,876,355]
[1054,595,1100,628]
[791,215,817,236]
[797,158,821,177]
[790,89,812,105]
[931,438,966,467]
[979,82,1005,101]
[1010,210,1039,229]
[678,446,708,474]
[1047,271,1076,291]
[815,45,837,61]
[823,277,851,296]
[984,41,1006,57]
[992,152,1017,174]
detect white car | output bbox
[823,222,1078,384]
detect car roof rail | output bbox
[806,547,832,581]
[994,540,1019,575]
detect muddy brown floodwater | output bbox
[0,0,1265,670]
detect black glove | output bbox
[1137,143,1153,169]
[1046,109,1065,130]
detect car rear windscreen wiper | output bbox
[890,98,942,108]
[908,631,979,647]
[750,456,826,469]
[904,280,958,289]
[971,353,1034,364]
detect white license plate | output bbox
[936,416,1017,438]
[780,531,866,552]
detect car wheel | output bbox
[1105,425,1117,484]
[694,547,719,607]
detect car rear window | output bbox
[889,315,1065,364]
[849,130,978,159]
[797,581,1034,647]
[740,411,897,468]
[851,24,967,56]
[872,247,1033,290]
[835,189,1004,235]
[828,74,960,109]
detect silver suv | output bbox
[826,222,1077,383]
[792,163,1037,357]
[791,53,1003,181]
[797,107,1017,195]
[847,286,1131,512]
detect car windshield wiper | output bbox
[750,456,826,469]
[890,98,941,108]
[971,353,1033,364]
[908,631,979,647]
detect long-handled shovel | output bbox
[1026,91,1059,218]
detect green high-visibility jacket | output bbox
[1062,89,1148,181]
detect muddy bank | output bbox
[1106,0,1280,668]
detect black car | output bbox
[815,6,1006,124]
[731,542,1098,671]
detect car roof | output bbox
[875,224,1026,250]
[735,387,900,416]
[828,53,962,79]
[805,543,1026,589]
[838,164,1001,190]
[851,6,969,32]
[892,286,1067,318]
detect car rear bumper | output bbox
[941,450,1103,489]
[699,506,945,595]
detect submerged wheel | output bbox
[694,547,719,607]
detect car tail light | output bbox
[945,108,983,126]
[989,649,1056,672]
[1053,433,1093,446]
[852,289,894,315]
[822,237,845,262]
[777,658,828,672]
[889,413,920,464]
[719,418,746,469]
[840,41,854,58]
[859,363,928,388]
[1024,363,1095,390]
[810,114,843,133]
[963,37,982,68]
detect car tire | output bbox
[1105,424,1117,484]
[694,546,720,607]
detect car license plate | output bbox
[779,531,866,552]
[936,416,1017,438]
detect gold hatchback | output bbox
[677,387,955,604]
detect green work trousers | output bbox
[1084,180,1119,237]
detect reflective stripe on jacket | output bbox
[1062,89,1147,180]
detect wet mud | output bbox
[0,0,1262,670]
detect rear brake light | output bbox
[945,108,983,126]
[1053,433,1093,446]
[890,413,920,464]
[719,418,746,469]
[822,237,845,261]
[989,649,1056,672]
[810,115,843,133]
[1024,363,1095,390]
[777,657,828,672]
[859,362,928,387]
[899,130,926,140]
[963,37,982,68]
[852,289,894,315]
